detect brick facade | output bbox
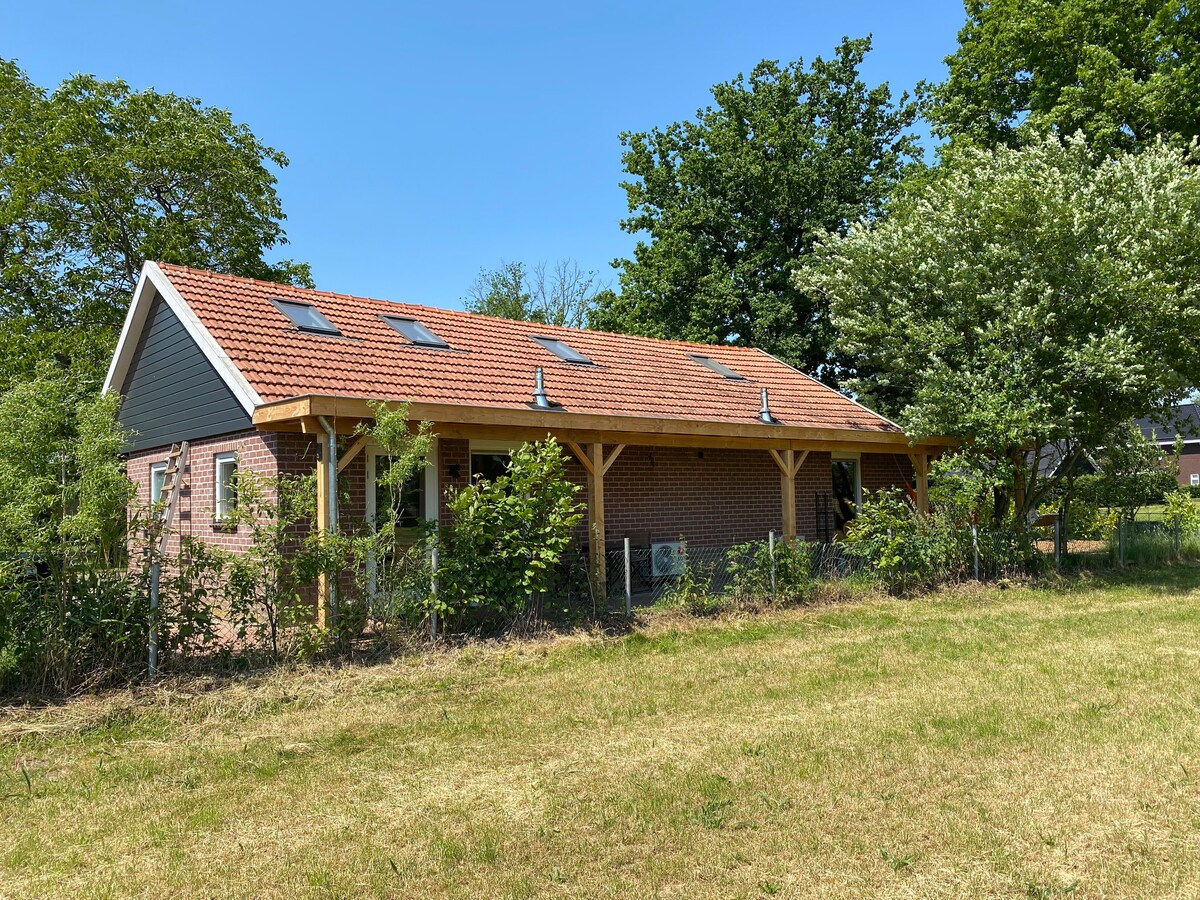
[1178,445,1200,487]
[129,431,918,559]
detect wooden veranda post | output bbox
[770,448,809,542]
[566,442,625,598]
[909,452,930,515]
[315,427,333,629]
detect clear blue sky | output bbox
[6,1,966,310]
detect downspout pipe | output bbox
[316,416,339,532]
[317,415,339,628]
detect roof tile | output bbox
[157,263,901,434]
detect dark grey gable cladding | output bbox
[119,291,252,452]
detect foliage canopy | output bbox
[594,37,919,382]
[926,0,1200,154]
[801,135,1200,522]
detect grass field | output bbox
[5,569,1200,898]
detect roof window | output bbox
[272,298,341,335]
[689,354,743,380]
[532,336,593,365]
[382,315,450,348]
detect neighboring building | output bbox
[104,262,944,622]
[1136,403,1200,487]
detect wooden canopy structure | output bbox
[255,395,950,616]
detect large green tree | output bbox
[0,59,311,387]
[926,0,1200,153]
[465,259,612,329]
[594,37,919,381]
[800,136,1200,524]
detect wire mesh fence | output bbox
[376,520,1200,635]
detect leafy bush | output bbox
[1065,501,1117,541]
[1162,489,1200,536]
[725,539,815,605]
[436,439,583,626]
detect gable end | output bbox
[118,291,253,452]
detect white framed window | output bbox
[149,462,168,505]
[469,439,518,482]
[1191,473,1199,487]
[214,452,238,521]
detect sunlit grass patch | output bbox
[3,567,1200,896]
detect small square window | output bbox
[1192,473,1199,487]
[689,354,743,380]
[150,462,167,505]
[271,298,341,335]
[382,316,449,348]
[532,336,592,365]
[215,453,238,521]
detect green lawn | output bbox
[1135,497,1200,522]
[5,569,1200,897]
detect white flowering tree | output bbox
[799,136,1200,525]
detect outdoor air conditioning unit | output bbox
[651,541,685,578]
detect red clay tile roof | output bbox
[157,263,901,433]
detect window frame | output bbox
[1192,473,1199,487]
[149,461,168,506]
[381,315,450,349]
[531,336,593,365]
[214,452,239,522]
[271,298,342,335]
[688,354,744,380]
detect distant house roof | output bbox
[1137,403,1200,445]
[104,263,919,447]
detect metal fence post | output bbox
[623,537,632,616]
[768,530,777,600]
[971,524,980,581]
[430,542,439,640]
[1118,519,1126,567]
[1053,517,1062,571]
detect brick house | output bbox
[104,262,944,621]
[1137,403,1200,487]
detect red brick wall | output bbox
[1179,445,1200,487]
[128,430,278,559]
[128,432,919,556]
[862,452,915,497]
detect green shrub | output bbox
[436,438,583,626]
[1162,489,1200,536]
[1066,501,1117,541]
[725,539,815,605]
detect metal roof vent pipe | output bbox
[532,366,552,409]
[759,387,777,424]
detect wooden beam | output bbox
[778,448,797,541]
[253,394,955,450]
[908,452,930,515]
[770,447,809,479]
[565,440,594,476]
[792,449,810,477]
[601,443,625,475]
[315,434,333,628]
[588,443,606,593]
[337,433,372,474]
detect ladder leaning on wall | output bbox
[149,441,189,677]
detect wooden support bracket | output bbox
[337,433,372,474]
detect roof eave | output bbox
[252,393,953,452]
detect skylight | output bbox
[382,315,450,348]
[532,336,593,365]
[272,298,341,335]
[689,354,744,380]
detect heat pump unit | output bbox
[651,541,685,578]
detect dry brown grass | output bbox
[4,567,1200,897]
